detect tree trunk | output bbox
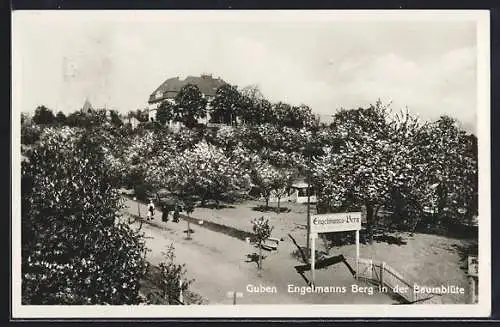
[258,243,263,276]
[366,204,374,244]
[393,191,404,228]
[277,197,281,214]
[265,197,269,210]
[437,184,447,226]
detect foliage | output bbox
[182,196,196,216]
[55,111,67,125]
[174,84,208,128]
[21,112,28,125]
[251,162,277,209]
[239,86,267,125]
[22,127,148,304]
[411,116,478,227]
[145,141,249,207]
[271,168,294,213]
[109,110,124,128]
[233,124,309,170]
[83,124,132,188]
[65,110,110,129]
[21,121,42,145]
[206,125,239,153]
[32,105,56,125]
[236,124,305,153]
[312,101,478,240]
[268,102,318,128]
[173,127,206,151]
[251,162,293,210]
[120,128,206,191]
[251,216,274,243]
[156,101,175,126]
[251,216,274,272]
[146,244,194,305]
[66,111,91,128]
[210,84,242,125]
[311,101,418,242]
[135,109,150,123]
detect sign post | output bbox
[310,233,317,286]
[468,256,478,304]
[178,279,184,303]
[355,229,360,279]
[226,291,243,305]
[309,212,362,285]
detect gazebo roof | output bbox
[291,181,310,189]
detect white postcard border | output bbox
[11,9,491,318]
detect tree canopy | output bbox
[174,84,208,128]
[22,127,147,304]
[32,106,56,125]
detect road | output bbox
[121,197,397,305]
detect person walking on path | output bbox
[162,197,176,222]
[161,205,170,222]
[173,203,180,223]
[147,199,155,221]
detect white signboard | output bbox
[310,212,362,234]
[468,256,478,277]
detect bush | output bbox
[146,244,196,305]
[134,183,153,202]
[22,127,148,304]
[21,123,42,145]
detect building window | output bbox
[155,91,163,99]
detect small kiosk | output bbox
[289,181,317,204]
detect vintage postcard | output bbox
[11,9,490,319]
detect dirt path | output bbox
[141,197,473,304]
[121,197,397,305]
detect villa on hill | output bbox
[146,74,228,126]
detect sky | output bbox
[13,11,482,131]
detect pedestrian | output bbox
[162,197,175,222]
[173,204,180,223]
[147,199,155,221]
[161,205,169,222]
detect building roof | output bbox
[148,74,227,104]
[291,181,310,189]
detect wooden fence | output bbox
[357,258,433,304]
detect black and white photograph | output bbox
[12,10,490,318]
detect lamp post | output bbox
[184,196,195,240]
[305,144,312,253]
[133,197,141,217]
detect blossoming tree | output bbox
[22,127,148,304]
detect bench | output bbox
[259,237,280,251]
[260,243,277,251]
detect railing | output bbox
[357,258,433,304]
